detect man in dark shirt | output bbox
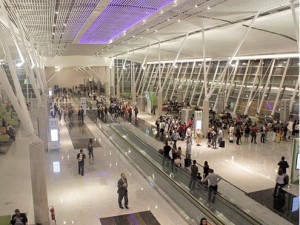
[77,149,86,176]
[10,209,28,225]
[162,141,171,166]
[278,156,289,174]
[189,160,198,190]
[117,173,129,209]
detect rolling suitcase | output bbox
[184,157,191,167]
[220,140,225,148]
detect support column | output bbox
[216,92,225,114]
[280,99,290,123]
[156,90,163,119]
[202,99,209,137]
[271,59,290,116]
[38,95,49,151]
[233,60,250,114]
[29,136,50,225]
[258,59,276,113]
[131,84,137,102]
[244,60,262,114]
[289,77,299,112]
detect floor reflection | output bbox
[247,188,299,224]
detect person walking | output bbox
[236,125,241,145]
[273,169,285,197]
[10,209,28,225]
[189,160,199,190]
[162,141,171,166]
[117,173,129,209]
[250,125,257,144]
[77,149,86,176]
[87,138,94,160]
[278,156,289,174]
[244,125,250,143]
[203,161,209,180]
[202,169,222,203]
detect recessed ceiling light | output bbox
[155,30,158,32]
[132,35,135,38]
[146,28,149,31]
[52,32,55,35]
[207,6,211,10]
[160,10,163,14]
[109,39,113,43]
[63,23,66,26]
[53,24,56,27]
[167,18,170,21]
[143,19,146,23]
[195,5,198,8]
[140,36,143,39]
[177,20,181,23]
[55,11,59,14]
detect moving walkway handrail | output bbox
[108,122,262,225]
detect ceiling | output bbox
[0,0,299,63]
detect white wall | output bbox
[43,56,110,67]
[45,66,110,89]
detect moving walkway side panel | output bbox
[103,123,260,225]
[99,123,225,225]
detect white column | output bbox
[202,99,209,137]
[190,63,203,104]
[271,58,290,116]
[156,90,163,119]
[290,0,299,44]
[258,59,276,113]
[224,61,239,107]
[289,76,299,112]
[29,136,50,225]
[183,61,196,102]
[244,60,262,114]
[233,60,250,114]
[137,65,149,95]
[38,95,49,151]
[207,12,260,100]
[170,63,184,99]
[0,67,34,134]
[202,22,208,96]
[280,99,290,123]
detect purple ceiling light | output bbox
[79,0,174,44]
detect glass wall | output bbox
[114,57,299,118]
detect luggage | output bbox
[220,140,225,148]
[284,174,289,186]
[229,133,234,143]
[184,158,191,167]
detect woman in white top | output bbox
[273,168,285,197]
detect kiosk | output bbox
[194,111,203,136]
[80,97,87,115]
[49,118,60,151]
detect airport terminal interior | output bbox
[0,0,299,225]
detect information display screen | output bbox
[53,161,61,173]
[292,196,299,212]
[296,153,300,170]
[50,129,59,142]
[196,120,202,130]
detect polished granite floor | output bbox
[100,211,161,225]
[0,100,189,225]
[246,188,299,225]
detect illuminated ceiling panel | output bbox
[79,0,174,44]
